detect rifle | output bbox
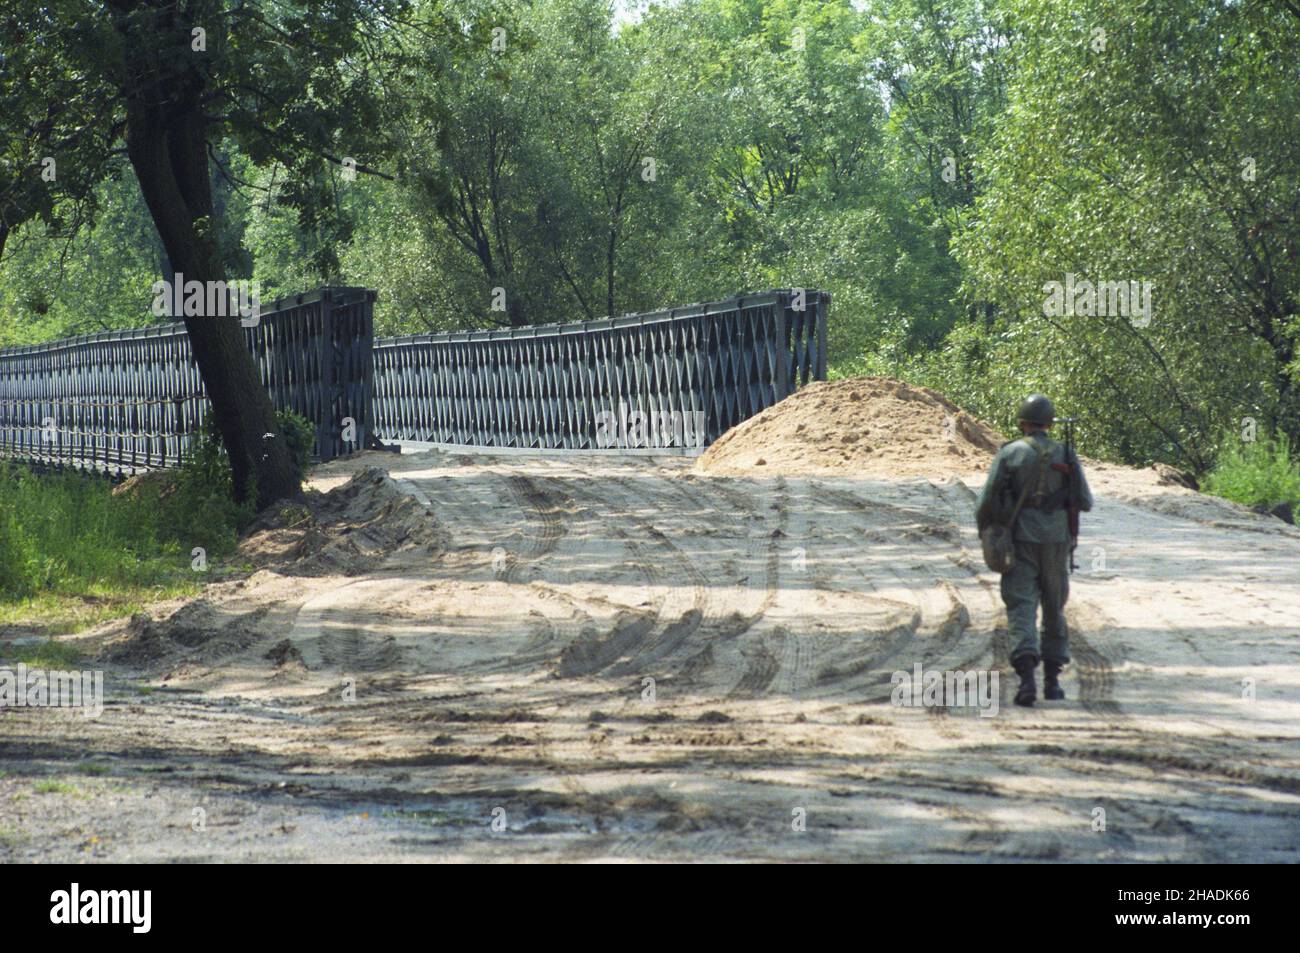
[1055,416,1083,571]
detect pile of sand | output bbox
[95,467,447,672]
[106,602,271,666]
[237,466,445,576]
[696,378,1006,479]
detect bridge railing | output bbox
[0,287,375,474]
[1,287,826,471]
[371,289,828,450]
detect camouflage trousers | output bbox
[1001,541,1072,666]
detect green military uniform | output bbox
[975,430,1094,669]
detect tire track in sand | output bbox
[550,472,715,680]
[433,468,594,676]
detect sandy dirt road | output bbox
[2,449,1299,862]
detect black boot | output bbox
[1043,661,1065,700]
[1013,657,1037,707]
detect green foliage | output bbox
[0,466,167,599]
[10,638,83,670]
[32,781,79,796]
[1203,433,1300,513]
[1,0,1002,356]
[0,489,41,597]
[278,409,317,479]
[0,162,169,347]
[0,450,251,604]
[175,415,261,534]
[176,407,311,508]
[951,0,1300,471]
[0,405,310,608]
[0,466,173,601]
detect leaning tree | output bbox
[0,0,412,506]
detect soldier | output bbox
[975,394,1094,706]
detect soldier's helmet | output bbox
[1017,393,1056,426]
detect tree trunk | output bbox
[119,70,299,508]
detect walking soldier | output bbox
[975,394,1094,706]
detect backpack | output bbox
[979,438,1050,574]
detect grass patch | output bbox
[1203,431,1300,513]
[278,503,312,527]
[0,588,199,639]
[33,780,78,795]
[6,638,84,669]
[1,410,315,634]
[0,413,276,630]
[0,463,245,602]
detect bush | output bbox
[173,415,258,546]
[277,409,316,480]
[1203,432,1300,513]
[180,409,313,498]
